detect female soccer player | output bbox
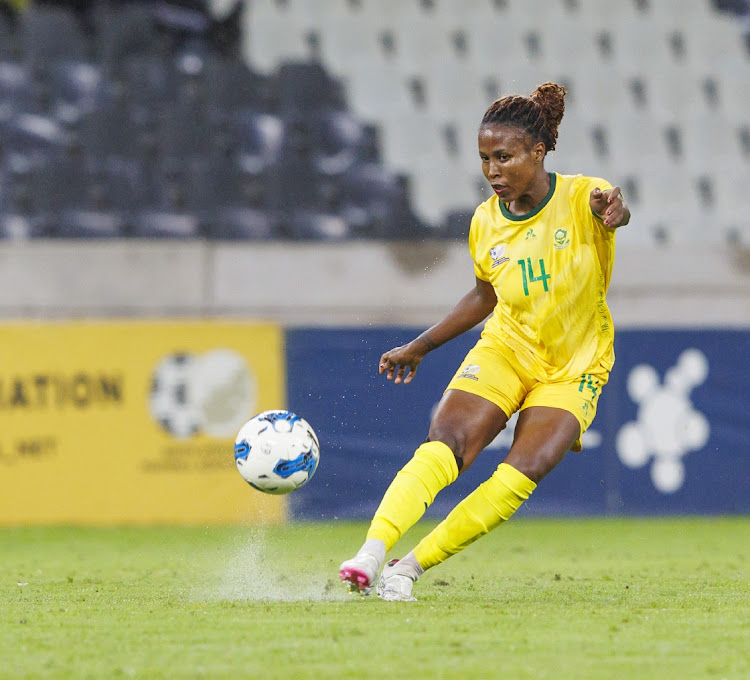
[339,82,630,601]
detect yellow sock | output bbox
[366,441,459,552]
[413,463,536,570]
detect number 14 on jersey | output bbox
[517,258,550,296]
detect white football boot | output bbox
[338,552,381,596]
[377,558,418,602]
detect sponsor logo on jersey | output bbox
[525,228,536,239]
[553,228,570,249]
[489,244,509,268]
[458,364,481,381]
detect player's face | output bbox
[478,124,546,204]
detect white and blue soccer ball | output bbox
[234,410,320,495]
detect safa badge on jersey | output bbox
[553,228,570,249]
[489,244,510,268]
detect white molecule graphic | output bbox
[616,349,710,493]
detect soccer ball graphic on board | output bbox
[234,410,320,495]
[149,350,255,439]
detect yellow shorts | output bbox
[444,338,609,452]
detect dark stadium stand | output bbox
[1,0,748,243]
[0,0,430,241]
[0,12,18,61]
[20,4,88,67]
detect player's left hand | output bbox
[590,186,629,228]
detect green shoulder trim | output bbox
[499,172,557,221]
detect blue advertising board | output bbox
[286,328,750,519]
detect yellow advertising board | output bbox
[0,320,286,525]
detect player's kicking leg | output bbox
[338,440,459,595]
[338,539,385,595]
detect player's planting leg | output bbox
[339,441,459,595]
[377,555,422,601]
[383,463,536,598]
[367,441,460,548]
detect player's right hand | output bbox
[379,342,426,384]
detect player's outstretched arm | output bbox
[590,186,630,228]
[379,277,497,384]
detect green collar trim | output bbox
[499,172,557,221]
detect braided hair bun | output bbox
[481,81,567,153]
[529,82,567,150]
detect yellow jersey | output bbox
[469,172,616,382]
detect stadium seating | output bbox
[0,0,436,241]
[338,161,424,238]
[54,208,127,238]
[202,53,270,116]
[48,61,104,122]
[19,4,89,69]
[0,0,748,244]
[94,2,169,75]
[0,61,37,119]
[131,210,202,238]
[208,205,277,239]
[0,12,18,61]
[0,211,48,239]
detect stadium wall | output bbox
[1,241,750,326]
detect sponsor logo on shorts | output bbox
[459,364,481,381]
[489,244,510,268]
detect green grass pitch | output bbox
[2,518,748,679]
